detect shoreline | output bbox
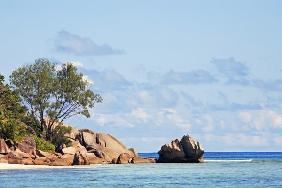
[0,162,105,170]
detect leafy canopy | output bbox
[0,74,28,140]
[10,58,102,141]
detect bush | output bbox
[0,119,29,141]
[34,136,55,153]
[51,125,72,150]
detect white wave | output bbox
[205,159,253,162]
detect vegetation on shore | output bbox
[0,58,102,151]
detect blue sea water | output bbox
[1,152,282,188]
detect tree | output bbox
[10,58,102,141]
[0,74,28,140]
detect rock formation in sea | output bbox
[158,134,204,163]
[0,126,156,166]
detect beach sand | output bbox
[0,163,99,170]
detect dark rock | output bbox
[158,134,204,163]
[180,135,204,162]
[73,152,90,165]
[5,139,16,151]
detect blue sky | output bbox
[1,0,282,152]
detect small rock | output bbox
[131,157,156,164]
[116,153,132,164]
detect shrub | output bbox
[34,136,55,153]
[51,125,72,150]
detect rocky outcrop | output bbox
[158,134,204,163]
[116,153,132,164]
[112,153,156,164]
[73,152,90,165]
[0,124,157,166]
[180,135,204,162]
[0,154,8,163]
[50,154,74,166]
[131,157,156,164]
[0,139,10,154]
[7,149,34,164]
[17,137,36,155]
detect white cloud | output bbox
[95,113,134,128]
[239,109,282,130]
[55,30,124,56]
[156,108,192,130]
[131,108,149,122]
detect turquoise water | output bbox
[1,152,282,188]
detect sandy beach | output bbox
[0,163,99,170]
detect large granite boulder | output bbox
[86,153,108,164]
[180,135,204,161]
[73,152,90,165]
[158,134,204,163]
[50,154,74,166]
[33,157,51,165]
[79,130,135,162]
[7,149,34,164]
[0,139,10,154]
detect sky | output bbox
[0,0,282,152]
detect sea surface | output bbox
[1,152,282,188]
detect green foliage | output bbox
[10,58,102,140]
[34,136,55,153]
[0,119,28,141]
[50,125,72,149]
[0,74,28,141]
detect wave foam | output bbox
[205,159,253,162]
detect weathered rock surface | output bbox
[131,157,156,164]
[0,139,10,154]
[73,152,90,165]
[116,153,132,164]
[0,154,8,163]
[50,154,74,166]
[7,149,34,164]
[158,134,204,163]
[79,130,135,162]
[36,149,51,158]
[87,153,108,164]
[17,137,36,155]
[180,135,204,162]
[113,153,156,164]
[33,157,51,165]
[0,125,154,166]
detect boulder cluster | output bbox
[0,128,155,166]
[158,135,204,163]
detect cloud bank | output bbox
[55,31,124,56]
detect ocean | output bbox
[1,152,282,188]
